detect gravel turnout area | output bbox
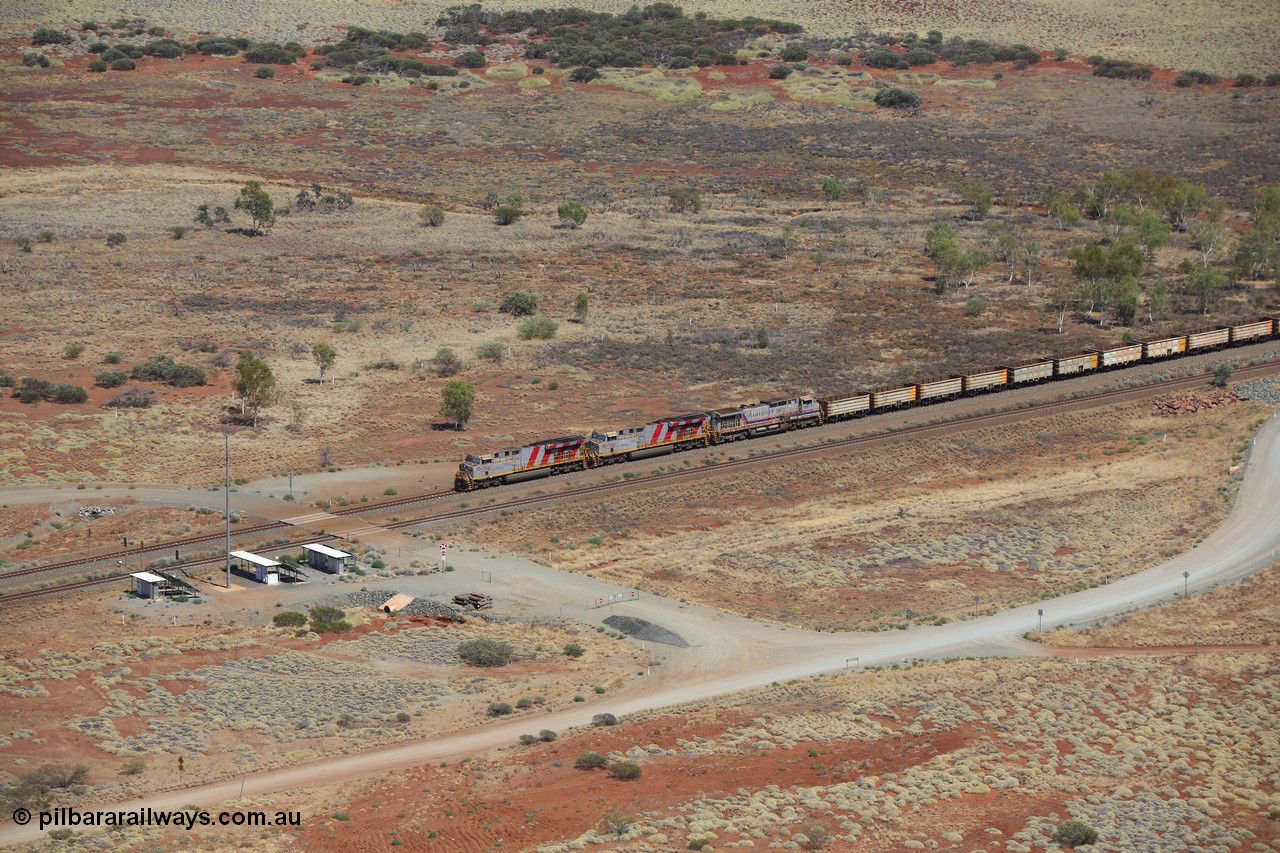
[345,589,463,620]
[603,615,689,647]
[1236,377,1280,407]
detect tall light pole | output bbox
[224,430,231,589]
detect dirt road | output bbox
[2,410,1278,845]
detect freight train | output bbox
[453,318,1279,490]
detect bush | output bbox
[64,342,86,360]
[1052,820,1099,847]
[964,297,988,316]
[418,204,446,226]
[455,50,486,68]
[517,317,559,340]
[23,52,51,68]
[568,66,600,83]
[106,232,127,246]
[110,58,136,71]
[88,59,108,72]
[119,760,145,776]
[104,388,156,409]
[130,355,206,387]
[1234,73,1259,87]
[146,41,184,58]
[539,729,557,742]
[493,204,522,225]
[245,44,296,64]
[33,28,73,45]
[307,605,352,634]
[608,760,642,780]
[768,65,793,79]
[475,341,506,361]
[779,44,808,61]
[874,87,920,109]
[457,638,514,667]
[669,187,702,213]
[563,642,585,658]
[103,351,122,364]
[591,713,618,727]
[575,752,607,769]
[487,701,513,717]
[518,733,538,745]
[499,292,540,316]
[52,384,88,404]
[557,200,587,228]
[95,370,127,388]
[272,611,307,627]
[432,347,462,377]
[255,66,275,79]
[1212,362,1235,387]
[1267,73,1280,86]
[862,48,902,69]
[37,229,55,243]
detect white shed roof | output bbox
[302,543,353,559]
[230,550,281,568]
[131,571,166,584]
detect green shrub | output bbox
[768,65,792,79]
[668,187,702,213]
[52,384,88,404]
[779,44,808,62]
[95,370,127,388]
[145,41,184,58]
[487,701,513,716]
[608,760,642,780]
[272,611,307,627]
[517,317,559,340]
[308,605,352,634]
[538,729,557,742]
[64,341,86,360]
[106,232,127,246]
[499,292,540,316]
[862,48,903,69]
[33,28,73,45]
[102,351,121,364]
[119,760,145,776]
[88,59,108,72]
[591,712,618,726]
[475,341,506,361]
[457,638,514,667]
[874,87,920,109]
[1052,820,1099,847]
[418,204,445,226]
[964,297,988,316]
[563,642,585,658]
[493,204,522,225]
[110,58,136,71]
[518,733,538,745]
[568,66,600,83]
[255,66,275,78]
[130,355,206,387]
[575,752,607,769]
[557,200,587,228]
[245,44,296,64]
[455,50,485,68]
[23,52,51,68]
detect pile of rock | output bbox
[344,589,465,620]
[1152,388,1243,416]
[77,506,116,519]
[1237,377,1280,406]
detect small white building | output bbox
[130,571,166,599]
[301,543,355,574]
[230,550,281,585]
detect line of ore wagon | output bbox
[453,317,1279,491]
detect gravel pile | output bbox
[1236,377,1280,406]
[603,615,689,647]
[345,589,464,620]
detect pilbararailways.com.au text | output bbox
[29,806,301,831]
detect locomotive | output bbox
[453,318,1279,491]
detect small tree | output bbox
[962,180,993,218]
[558,200,587,228]
[756,327,770,349]
[311,341,337,380]
[234,180,276,235]
[575,752,607,769]
[821,177,844,205]
[1052,819,1099,847]
[440,379,477,429]
[475,342,506,362]
[669,188,702,213]
[232,350,279,428]
[457,637,512,666]
[1186,266,1227,314]
[418,205,446,226]
[493,204,522,225]
[1212,362,1235,388]
[573,292,589,323]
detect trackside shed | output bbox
[302,543,355,574]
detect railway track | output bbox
[2,356,1277,606]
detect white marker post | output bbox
[439,542,448,572]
